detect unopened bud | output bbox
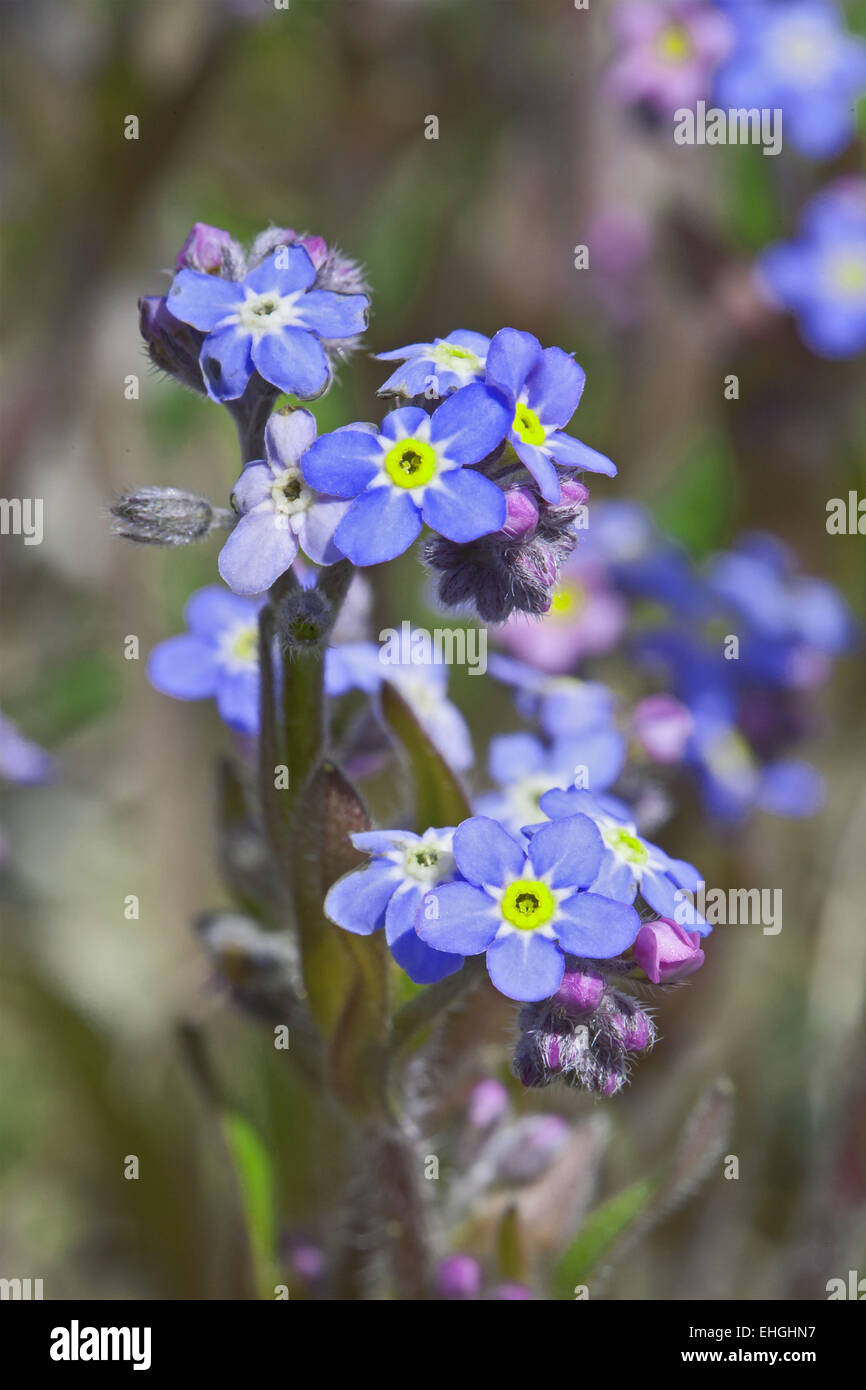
[139,295,207,394]
[437,1255,482,1300]
[110,487,234,546]
[501,486,540,540]
[176,222,234,273]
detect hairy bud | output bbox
[110,487,235,546]
[139,295,207,394]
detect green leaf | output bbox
[653,431,737,558]
[220,1112,277,1300]
[381,683,472,830]
[553,1177,657,1297]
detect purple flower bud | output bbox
[634,917,705,984]
[139,295,207,394]
[175,222,233,273]
[488,1283,533,1300]
[437,1255,482,1300]
[557,478,590,510]
[631,694,694,765]
[608,1007,654,1053]
[288,1241,327,1284]
[501,486,540,540]
[467,1078,510,1130]
[553,967,606,1014]
[298,234,329,270]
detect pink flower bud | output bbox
[467,1078,509,1130]
[501,486,540,540]
[437,1255,482,1300]
[634,917,705,984]
[298,234,329,270]
[631,694,694,764]
[175,222,233,273]
[553,967,606,1013]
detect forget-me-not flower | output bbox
[166,245,369,402]
[375,330,491,398]
[148,586,264,734]
[300,383,511,566]
[325,828,465,983]
[219,409,352,595]
[484,328,616,505]
[417,815,641,1001]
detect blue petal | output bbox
[185,586,261,638]
[385,885,464,983]
[453,816,525,888]
[200,326,254,402]
[416,881,500,954]
[511,441,561,503]
[324,642,383,696]
[421,469,506,542]
[167,269,243,332]
[553,892,640,958]
[380,407,430,441]
[485,328,541,400]
[758,760,824,818]
[351,829,419,853]
[215,670,260,734]
[244,245,317,295]
[297,290,369,339]
[429,382,511,464]
[375,341,431,362]
[324,860,401,935]
[265,408,318,469]
[527,815,603,890]
[218,511,297,596]
[546,432,617,476]
[231,462,272,512]
[147,635,218,700]
[301,428,382,498]
[787,93,855,160]
[486,930,564,1002]
[333,487,422,565]
[251,327,329,399]
[639,869,679,918]
[524,347,585,427]
[589,854,638,904]
[553,729,626,794]
[488,733,546,785]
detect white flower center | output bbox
[237,289,303,340]
[773,20,836,82]
[402,836,455,885]
[218,620,259,673]
[271,466,314,517]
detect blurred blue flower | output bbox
[300,384,510,565]
[537,788,709,929]
[148,586,264,734]
[324,827,465,983]
[166,245,369,402]
[485,328,616,505]
[714,0,866,159]
[219,409,351,595]
[476,727,626,835]
[757,180,866,358]
[0,713,55,785]
[579,501,714,618]
[417,815,641,1001]
[375,330,491,398]
[488,655,621,739]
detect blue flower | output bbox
[488,655,621,741]
[219,409,352,595]
[484,328,616,505]
[299,384,511,566]
[476,728,625,835]
[757,181,866,359]
[417,815,640,1001]
[536,788,709,931]
[375,330,491,398]
[166,245,369,402]
[714,0,866,159]
[324,828,465,984]
[324,635,474,771]
[147,586,264,734]
[579,501,713,618]
[0,713,55,785]
[707,531,856,666]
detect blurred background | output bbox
[1,0,864,1300]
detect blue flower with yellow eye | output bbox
[147,586,264,734]
[417,815,640,1002]
[758,181,866,359]
[484,328,616,505]
[375,330,491,398]
[299,382,511,566]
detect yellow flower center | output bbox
[550,582,587,618]
[655,23,693,64]
[828,253,866,297]
[512,404,546,447]
[501,878,556,931]
[604,827,648,866]
[384,437,437,489]
[229,624,258,665]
